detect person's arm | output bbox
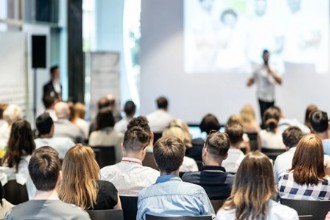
[267,66,282,85]
[247,77,254,87]
[114,194,122,209]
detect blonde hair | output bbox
[59,144,99,209]
[165,119,192,148]
[239,104,256,125]
[3,104,23,125]
[222,152,275,220]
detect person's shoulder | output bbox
[100,164,119,176]
[268,200,298,219]
[49,200,90,218]
[182,171,201,182]
[216,207,236,219]
[141,165,159,176]
[98,180,116,191]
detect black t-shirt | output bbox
[90,180,118,210]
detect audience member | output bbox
[107,94,122,123]
[259,107,286,149]
[273,126,303,183]
[126,116,154,150]
[4,146,90,220]
[278,134,330,200]
[114,100,136,133]
[0,103,8,128]
[304,104,318,130]
[217,151,298,219]
[88,108,124,162]
[222,123,245,173]
[59,145,121,210]
[310,110,330,155]
[226,115,251,152]
[0,105,23,148]
[147,96,173,133]
[188,113,221,161]
[1,120,36,199]
[41,95,58,122]
[43,65,62,101]
[182,131,234,199]
[137,137,214,219]
[274,106,310,134]
[100,126,159,196]
[69,102,89,138]
[162,125,198,172]
[34,113,74,159]
[239,104,260,133]
[0,182,13,219]
[53,102,85,142]
[168,119,192,148]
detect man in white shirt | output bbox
[223,123,245,173]
[100,120,159,196]
[114,100,136,133]
[147,96,173,133]
[34,113,75,159]
[247,49,282,120]
[273,126,303,183]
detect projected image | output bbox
[184,0,329,74]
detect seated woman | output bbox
[217,151,298,219]
[88,108,124,163]
[1,120,36,199]
[239,104,260,133]
[59,144,121,210]
[278,134,330,200]
[163,124,198,172]
[259,107,286,149]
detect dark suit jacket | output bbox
[43,80,62,100]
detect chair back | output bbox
[146,214,212,220]
[3,180,28,205]
[87,209,124,220]
[120,196,138,220]
[210,200,225,212]
[261,148,286,161]
[280,198,330,220]
[92,146,116,168]
[142,152,159,170]
[246,132,259,151]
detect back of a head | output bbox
[0,102,8,120]
[127,116,151,133]
[263,107,280,132]
[55,102,70,119]
[224,151,275,219]
[96,108,115,130]
[97,97,111,110]
[74,102,86,119]
[107,94,116,107]
[199,113,221,134]
[239,104,256,124]
[205,131,230,159]
[3,104,23,125]
[310,110,328,133]
[156,96,168,110]
[67,102,76,121]
[154,136,185,173]
[59,144,99,209]
[123,126,151,153]
[36,113,54,136]
[282,126,303,148]
[50,65,59,76]
[225,123,243,146]
[304,104,318,127]
[168,119,192,147]
[162,126,187,148]
[124,100,136,117]
[42,95,56,109]
[291,134,325,185]
[226,115,243,126]
[28,146,61,191]
[4,120,35,170]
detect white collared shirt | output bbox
[147,110,173,132]
[253,65,280,102]
[100,157,159,196]
[222,148,245,173]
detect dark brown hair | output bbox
[263,107,280,132]
[154,136,185,173]
[127,116,151,133]
[96,108,115,130]
[225,123,244,145]
[123,126,151,152]
[199,113,220,134]
[205,131,230,158]
[304,104,318,129]
[291,134,325,185]
[282,126,303,148]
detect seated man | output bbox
[5,146,89,220]
[273,126,303,183]
[34,113,75,159]
[222,123,245,173]
[137,137,214,219]
[182,131,234,200]
[100,124,159,196]
[310,110,330,155]
[147,96,173,133]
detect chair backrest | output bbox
[146,214,212,220]
[261,148,286,161]
[246,132,259,151]
[92,146,116,168]
[142,152,159,170]
[3,180,29,205]
[120,196,138,220]
[210,200,225,212]
[280,198,330,220]
[87,209,124,220]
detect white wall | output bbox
[139,0,330,124]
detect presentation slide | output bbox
[184,0,329,74]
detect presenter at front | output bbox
[247,49,282,120]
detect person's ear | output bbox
[202,145,208,158]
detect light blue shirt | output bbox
[137,175,214,220]
[323,139,330,156]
